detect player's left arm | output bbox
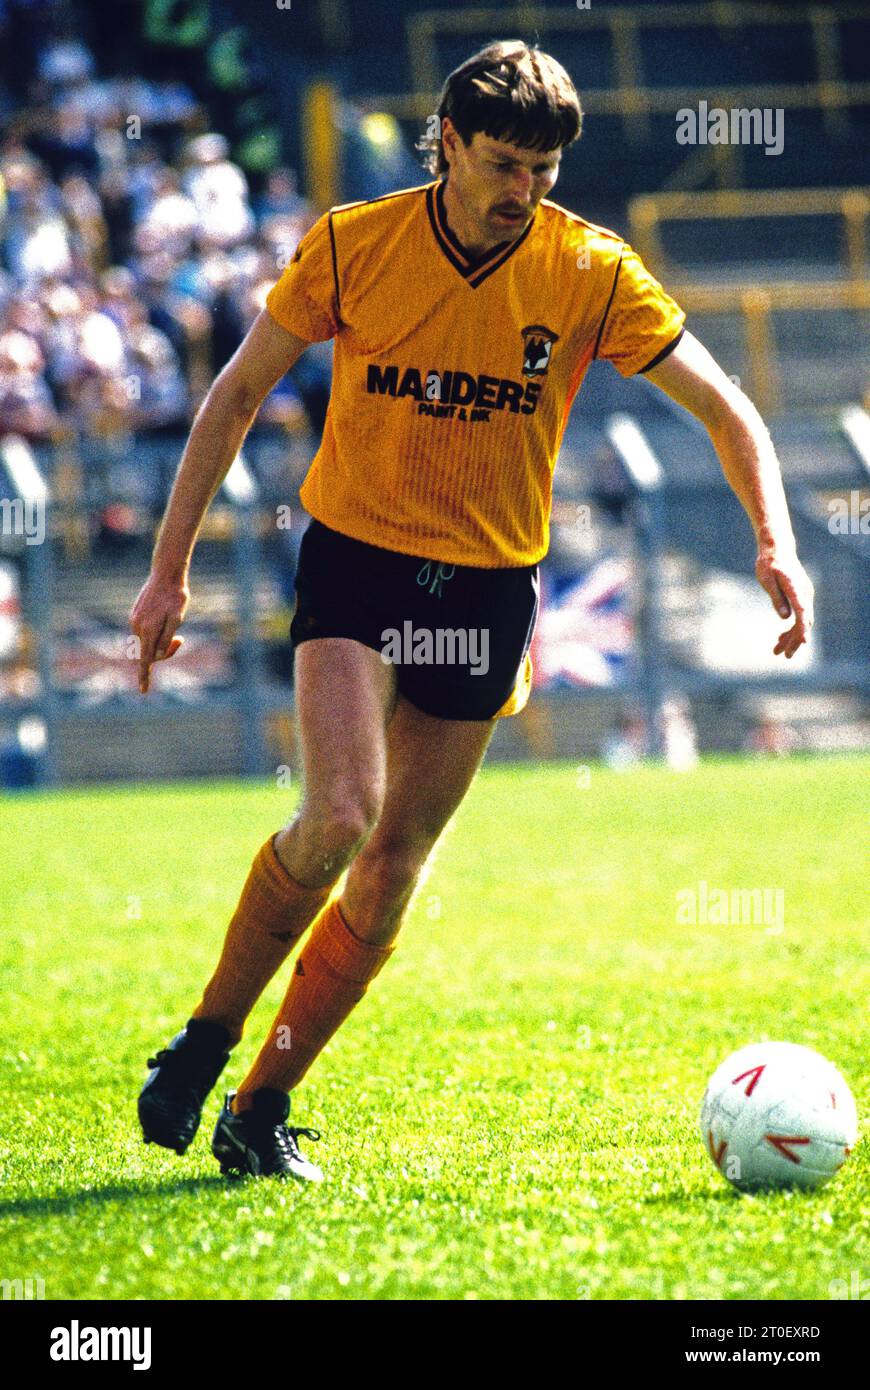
[643,329,813,659]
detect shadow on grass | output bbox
[0,1174,232,1219]
[640,1187,737,1205]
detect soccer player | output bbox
[131,41,813,1180]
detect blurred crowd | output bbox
[0,27,317,457]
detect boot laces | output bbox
[266,1123,321,1166]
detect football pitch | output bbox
[2,755,866,1302]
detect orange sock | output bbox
[193,835,334,1047]
[233,900,393,1109]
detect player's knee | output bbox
[300,798,380,867]
[361,837,430,900]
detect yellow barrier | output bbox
[667,280,870,415]
[628,187,870,282]
[402,2,869,143]
[303,80,339,212]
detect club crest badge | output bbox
[521,324,559,376]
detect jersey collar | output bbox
[426,178,534,289]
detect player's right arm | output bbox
[130,309,309,694]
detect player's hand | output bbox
[129,571,190,694]
[755,546,814,660]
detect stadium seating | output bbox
[1,0,868,784]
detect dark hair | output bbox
[417,40,583,176]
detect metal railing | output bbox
[404,2,870,143]
[0,437,275,785]
[623,187,870,415]
[667,280,870,417]
[628,187,870,283]
[3,414,868,785]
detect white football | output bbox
[700,1041,858,1192]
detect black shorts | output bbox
[289,519,540,721]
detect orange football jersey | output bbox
[266,178,685,568]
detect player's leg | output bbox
[192,638,395,1040]
[339,697,495,944]
[210,534,538,1176]
[229,696,494,1114]
[270,637,395,885]
[139,638,394,1154]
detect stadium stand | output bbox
[0,0,868,784]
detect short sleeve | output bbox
[266,212,340,343]
[595,243,686,377]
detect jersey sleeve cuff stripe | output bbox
[636,325,686,374]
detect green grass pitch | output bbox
[1,754,866,1301]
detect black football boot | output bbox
[212,1088,323,1181]
[139,1018,232,1154]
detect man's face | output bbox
[442,120,561,245]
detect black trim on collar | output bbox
[426,179,534,288]
[435,179,496,265]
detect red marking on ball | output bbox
[765,1134,811,1164]
[732,1064,765,1097]
[707,1130,728,1171]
